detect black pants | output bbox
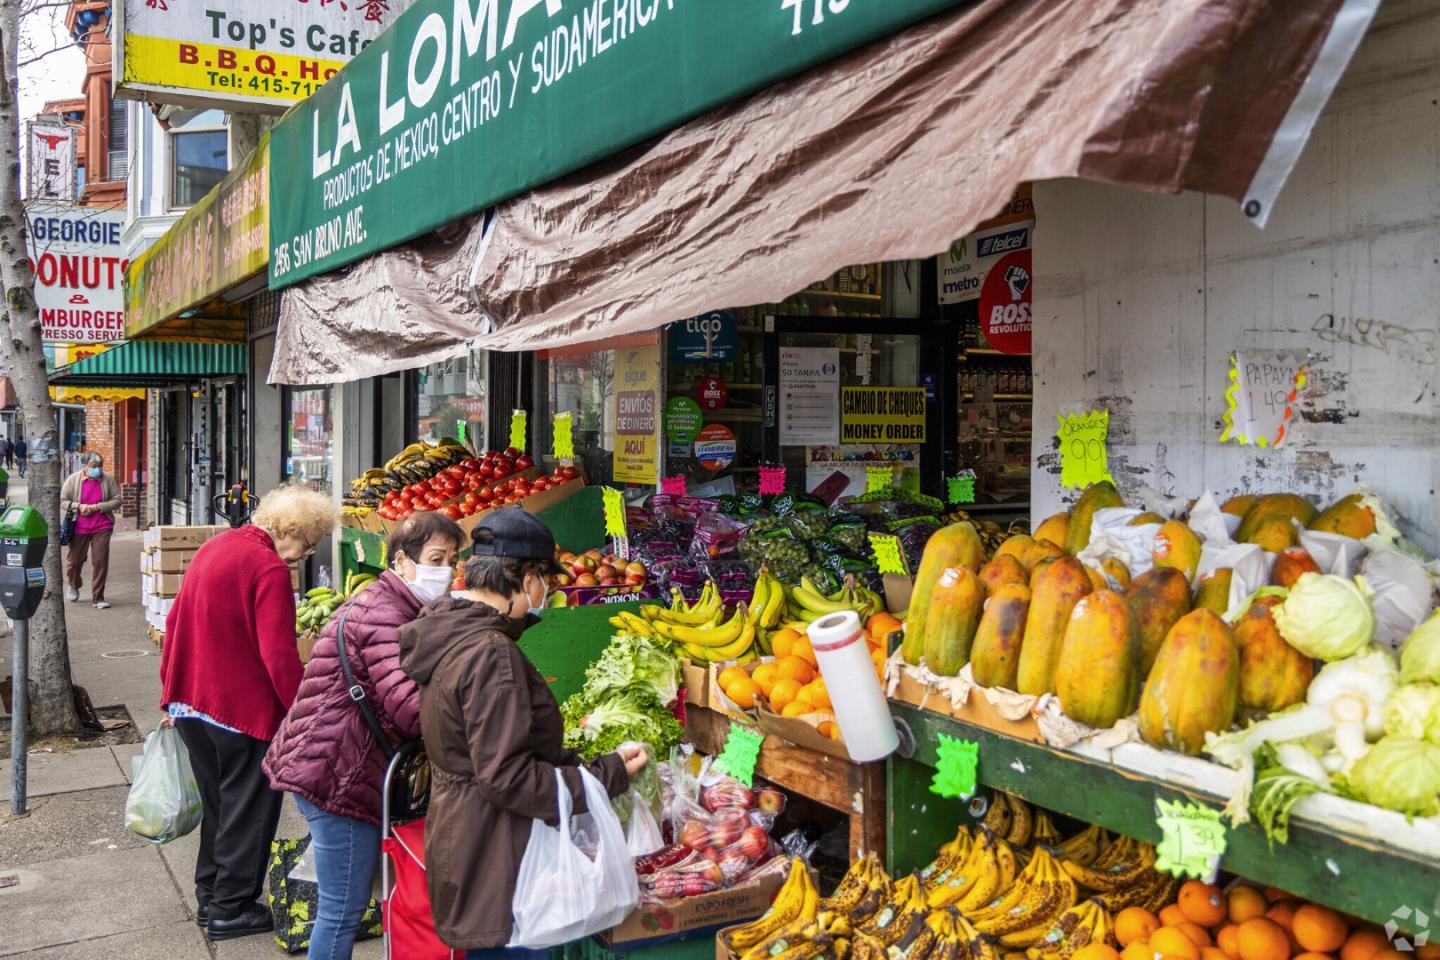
[175,719,284,920]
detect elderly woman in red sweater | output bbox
[159,485,337,942]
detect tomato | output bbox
[477,487,495,503]
[503,447,520,459]
[558,466,579,481]
[441,505,463,520]
[515,455,534,470]
[492,466,510,480]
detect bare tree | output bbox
[0,4,81,735]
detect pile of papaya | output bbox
[899,482,1381,753]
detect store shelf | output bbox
[959,393,1033,401]
[962,348,1033,358]
[887,701,1440,927]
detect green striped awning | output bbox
[49,341,246,387]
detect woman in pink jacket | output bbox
[265,511,464,960]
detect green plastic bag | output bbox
[124,726,203,844]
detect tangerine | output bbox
[1293,906,1347,954]
[1265,887,1296,904]
[1117,909,1162,947]
[1202,949,1233,960]
[776,656,816,685]
[792,635,819,667]
[818,720,841,740]
[1339,929,1388,960]
[751,662,779,696]
[799,677,832,710]
[1121,941,1153,960]
[1075,947,1123,960]
[1161,906,1190,928]
[1217,926,1241,959]
[1237,918,1291,960]
[1179,881,1228,927]
[1151,928,1201,960]
[1414,945,1440,960]
[1267,903,1299,931]
[867,612,903,644]
[781,700,812,718]
[771,628,800,659]
[718,666,750,691]
[1294,954,1336,960]
[769,678,803,712]
[1229,888,1270,925]
[725,677,761,709]
[1177,923,1215,948]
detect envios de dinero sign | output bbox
[267,0,968,289]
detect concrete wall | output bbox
[1030,0,1440,553]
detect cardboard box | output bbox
[297,630,318,664]
[152,548,199,574]
[681,657,710,707]
[147,525,226,549]
[890,670,1044,744]
[554,581,662,606]
[600,869,787,950]
[152,573,185,598]
[755,703,850,761]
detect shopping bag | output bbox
[267,835,384,954]
[124,726,203,844]
[507,767,640,949]
[622,788,664,858]
[382,818,461,960]
[59,508,76,547]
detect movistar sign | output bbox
[268,0,968,288]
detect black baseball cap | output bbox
[471,509,563,572]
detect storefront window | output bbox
[286,387,333,492]
[546,349,615,485]
[416,348,487,450]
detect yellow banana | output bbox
[659,606,747,647]
[748,574,771,622]
[709,621,757,661]
[760,572,787,628]
[792,579,851,616]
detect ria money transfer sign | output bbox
[267,0,970,288]
[25,205,128,343]
[115,0,411,109]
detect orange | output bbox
[1294,954,1336,960]
[1294,906,1347,954]
[1202,949,1233,960]
[1265,887,1296,904]
[1267,903,1300,941]
[1075,947,1123,960]
[791,635,818,667]
[1237,918,1291,960]
[1161,906,1190,928]
[776,656,815,685]
[751,662,779,696]
[781,700,812,718]
[1340,930,1388,960]
[1371,951,1408,960]
[867,612,903,644]
[1229,888,1270,925]
[817,720,841,740]
[771,628,800,660]
[1122,942,1153,960]
[1217,926,1241,959]
[725,677,761,709]
[769,678,803,712]
[1180,882,1228,927]
[1151,928,1201,960]
[1177,924,1215,948]
[799,677,832,710]
[718,666,750,690]
[1117,909,1162,947]
[1414,946,1440,960]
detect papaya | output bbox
[1022,538,1066,570]
[1034,512,1070,550]
[902,522,985,665]
[1248,516,1299,553]
[1272,547,1322,588]
[1152,520,1203,582]
[922,566,984,677]
[1129,512,1165,526]
[1015,557,1093,696]
[992,535,1035,570]
[1193,568,1233,615]
[1055,590,1142,728]
[1235,493,1317,542]
[1125,567,1191,672]
[1233,596,1314,714]
[979,554,1028,595]
[1064,482,1125,556]
[1101,557,1132,588]
[1028,558,1057,591]
[1220,494,1258,518]
[970,584,1031,690]
[1309,493,1378,539]
[1137,608,1240,755]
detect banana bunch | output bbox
[342,438,468,514]
[982,792,1038,848]
[741,910,852,960]
[786,575,887,626]
[857,874,930,948]
[1024,898,1117,960]
[635,583,759,662]
[819,853,892,926]
[294,573,377,633]
[747,567,788,652]
[964,846,1078,947]
[724,859,820,956]
[1058,834,1156,893]
[926,828,1016,911]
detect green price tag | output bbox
[866,465,894,494]
[868,532,908,575]
[930,734,978,799]
[601,487,627,539]
[456,420,467,444]
[1154,799,1227,882]
[553,412,575,459]
[1058,410,1115,489]
[712,723,764,787]
[509,410,527,453]
[948,474,976,504]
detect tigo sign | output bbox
[25,205,127,344]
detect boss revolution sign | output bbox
[268,0,967,288]
[25,205,127,343]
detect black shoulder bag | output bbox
[334,606,397,762]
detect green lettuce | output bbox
[1272,573,1375,661]
[1384,683,1440,742]
[1399,610,1440,686]
[563,685,684,761]
[1250,742,1325,849]
[1343,735,1440,817]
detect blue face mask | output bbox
[87,467,101,478]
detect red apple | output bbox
[756,788,786,816]
[575,573,599,587]
[503,446,520,459]
[515,454,534,470]
[625,561,647,578]
[595,564,618,580]
[625,572,646,586]
[737,827,769,861]
[677,820,708,851]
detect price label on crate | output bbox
[661,475,688,496]
[553,412,575,460]
[1154,799,1227,882]
[509,410,527,453]
[1057,410,1115,489]
[601,487,628,558]
[948,472,976,504]
[930,734,979,799]
[868,533,909,576]
[758,466,786,495]
[713,723,765,787]
[866,465,895,494]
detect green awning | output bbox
[49,341,246,387]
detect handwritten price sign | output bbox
[509,410,528,453]
[758,466,786,495]
[1057,410,1115,489]
[553,412,575,460]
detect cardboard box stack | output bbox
[141,525,301,644]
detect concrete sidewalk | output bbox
[0,479,383,959]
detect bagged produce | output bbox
[125,725,204,844]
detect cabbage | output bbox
[1385,683,1440,742]
[1399,610,1440,686]
[1272,573,1375,661]
[1344,735,1440,817]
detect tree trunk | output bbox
[0,10,81,735]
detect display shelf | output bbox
[887,701,1440,927]
[962,348,1032,358]
[959,393,1032,401]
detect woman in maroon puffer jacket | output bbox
[265,510,464,960]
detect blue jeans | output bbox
[466,950,551,960]
[295,795,381,960]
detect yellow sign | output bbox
[1058,410,1115,489]
[122,36,346,104]
[840,387,927,443]
[612,344,661,485]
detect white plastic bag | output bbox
[1196,541,1274,621]
[1362,548,1435,651]
[1077,507,1160,580]
[124,726,203,844]
[508,767,640,949]
[623,789,664,858]
[1298,529,1367,578]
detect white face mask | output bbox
[526,578,549,618]
[407,563,454,603]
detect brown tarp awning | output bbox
[270,0,1376,381]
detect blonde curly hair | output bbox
[252,485,337,547]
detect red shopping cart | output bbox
[380,741,461,960]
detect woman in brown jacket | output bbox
[397,509,647,959]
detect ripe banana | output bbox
[655,606,746,647]
[1060,840,1155,893]
[726,859,813,953]
[955,836,1008,913]
[1004,793,1034,848]
[791,579,853,616]
[1031,811,1063,846]
[1055,823,1106,868]
[983,792,1014,839]
[927,827,992,908]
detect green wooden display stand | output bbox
[886,701,1438,928]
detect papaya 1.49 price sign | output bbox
[267,0,970,287]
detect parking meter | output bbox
[1,503,46,816]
